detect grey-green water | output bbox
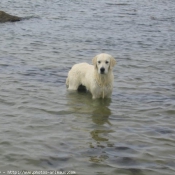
[0,0,175,175]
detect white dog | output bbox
[66,53,116,99]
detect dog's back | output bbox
[66,63,93,90]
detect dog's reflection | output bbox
[90,105,113,142]
[91,105,111,125]
[66,91,113,142]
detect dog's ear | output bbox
[109,56,116,70]
[92,56,97,68]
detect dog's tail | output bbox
[66,77,69,88]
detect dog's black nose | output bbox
[100,67,105,74]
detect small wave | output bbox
[106,3,130,6]
[21,15,41,21]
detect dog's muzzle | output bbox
[100,67,105,74]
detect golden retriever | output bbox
[66,53,116,99]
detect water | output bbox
[0,0,175,174]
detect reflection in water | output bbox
[90,103,113,142]
[66,91,114,163]
[66,90,112,118]
[89,154,108,163]
[90,129,113,142]
[91,105,112,125]
[66,91,113,141]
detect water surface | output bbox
[0,0,175,175]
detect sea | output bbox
[0,0,175,175]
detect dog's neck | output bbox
[94,69,113,87]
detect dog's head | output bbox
[92,53,116,74]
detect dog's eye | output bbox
[98,61,101,64]
[106,61,109,64]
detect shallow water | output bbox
[0,0,175,175]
